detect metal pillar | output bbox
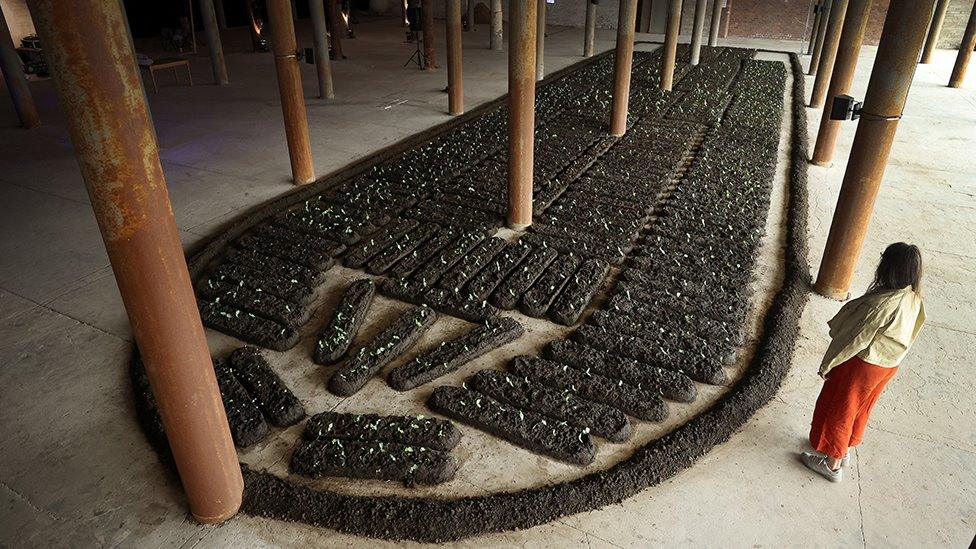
[812,0,871,166]
[214,0,228,29]
[200,0,229,85]
[610,0,639,136]
[690,0,707,65]
[920,0,950,64]
[810,0,848,107]
[807,1,823,55]
[949,1,976,87]
[267,0,315,184]
[327,0,344,58]
[310,0,335,99]
[507,0,537,230]
[490,0,503,50]
[720,0,730,37]
[708,0,722,46]
[0,5,39,128]
[661,0,681,91]
[467,0,476,31]
[27,0,242,523]
[814,0,937,300]
[422,0,436,69]
[536,0,546,79]
[808,0,831,75]
[447,0,464,114]
[584,0,597,57]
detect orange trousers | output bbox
[809,356,898,460]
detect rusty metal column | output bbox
[808,0,831,75]
[815,0,936,300]
[720,0,731,37]
[327,0,345,58]
[610,0,638,136]
[200,0,229,85]
[920,0,950,64]
[661,0,682,91]
[806,2,823,55]
[310,0,335,99]
[690,0,707,65]
[268,0,315,184]
[0,6,39,128]
[447,0,464,114]
[536,0,546,79]
[27,0,242,523]
[215,0,228,29]
[584,0,597,56]
[949,1,976,87]
[708,0,723,46]
[490,0,503,50]
[423,0,436,69]
[467,0,476,31]
[810,0,848,107]
[812,0,871,165]
[507,0,537,230]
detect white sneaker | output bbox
[801,451,843,482]
[841,450,851,468]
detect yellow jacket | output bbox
[819,286,926,377]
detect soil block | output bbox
[328,305,438,396]
[489,246,558,310]
[198,299,300,352]
[520,254,582,318]
[427,386,596,465]
[549,258,610,326]
[388,317,524,391]
[366,223,442,275]
[379,278,500,322]
[314,279,377,365]
[229,346,306,427]
[200,280,310,328]
[465,240,534,301]
[304,411,462,452]
[225,247,326,287]
[290,438,458,486]
[437,237,508,291]
[509,355,668,422]
[344,219,421,269]
[387,229,460,280]
[467,369,632,442]
[410,231,486,287]
[208,263,315,305]
[213,360,270,448]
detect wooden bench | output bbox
[140,58,193,93]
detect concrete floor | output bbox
[1,16,974,548]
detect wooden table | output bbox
[140,58,193,93]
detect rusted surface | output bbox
[689,0,707,65]
[310,0,336,99]
[446,0,464,115]
[423,0,437,69]
[708,0,723,46]
[920,0,950,64]
[720,0,731,37]
[327,0,344,58]
[467,0,476,31]
[949,1,976,87]
[536,0,546,80]
[268,0,316,184]
[490,0,504,51]
[26,0,242,523]
[609,0,638,136]
[507,0,537,229]
[810,0,848,108]
[815,0,936,299]
[584,0,597,57]
[808,0,831,76]
[0,5,39,128]
[812,0,872,166]
[201,0,229,85]
[661,0,682,91]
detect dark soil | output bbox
[314,279,377,365]
[548,258,610,326]
[436,237,508,291]
[229,346,306,427]
[366,223,442,275]
[290,439,458,486]
[198,299,300,352]
[379,278,500,322]
[427,386,596,465]
[200,280,310,328]
[388,317,524,391]
[303,411,462,452]
[519,254,582,318]
[344,219,421,269]
[213,360,270,448]
[467,369,632,443]
[328,306,438,396]
[489,246,559,310]
[465,240,534,301]
[206,262,315,306]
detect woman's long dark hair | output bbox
[869,242,923,294]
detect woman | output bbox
[802,243,926,482]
